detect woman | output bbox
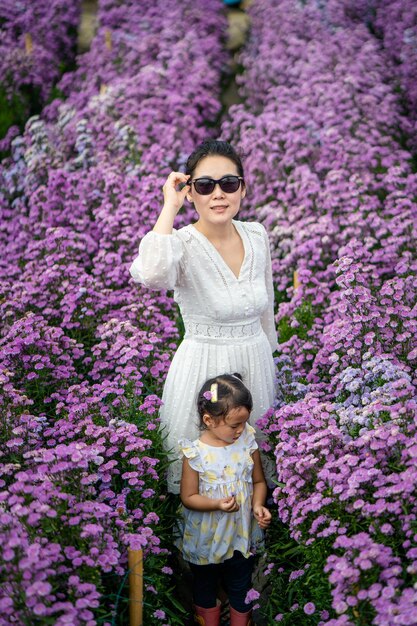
[130,140,277,493]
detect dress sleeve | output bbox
[179,438,203,473]
[260,224,278,353]
[129,230,184,290]
[243,424,259,455]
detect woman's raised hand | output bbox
[162,171,191,214]
[153,172,191,233]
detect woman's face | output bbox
[187,155,245,227]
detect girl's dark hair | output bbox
[185,140,245,179]
[197,373,253,427]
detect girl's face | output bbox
[204,406,250,445]
[187,155,246,227]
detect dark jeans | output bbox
[188,551,254,613]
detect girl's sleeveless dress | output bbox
[175,424,264,565]
[129,220,277,493]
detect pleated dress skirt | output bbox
[159,317,276,493]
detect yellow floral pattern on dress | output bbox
[175,425,264,565]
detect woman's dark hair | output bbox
[185,140,245,179]
[197,373,253,428]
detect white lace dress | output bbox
[129,220,277,493]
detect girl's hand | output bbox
[253,505,271,529]
[162,171,190,214]
[218,496,240,513]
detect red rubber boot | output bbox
[194,604,221,626]
[229,605,253,625]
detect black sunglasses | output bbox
[190,175,244,195]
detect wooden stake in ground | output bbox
[104,28,112,51]
[24,33,33,55]
[293,270,300,290]
[128,548,143,626]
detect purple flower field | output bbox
[1,0,416,624]
[0,0,82,147]
[224,0,417,623]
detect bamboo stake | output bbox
[100,83,107,96]
[25,33,33,55]
[104,29,112,51]
[293,270,300,290]
[128,548,143,626]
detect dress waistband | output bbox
[184,319,262,342]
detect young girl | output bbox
[176,373,271,626]
[129,140,277,493]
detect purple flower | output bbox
[245,588,260,604]
[303,602,316,615]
